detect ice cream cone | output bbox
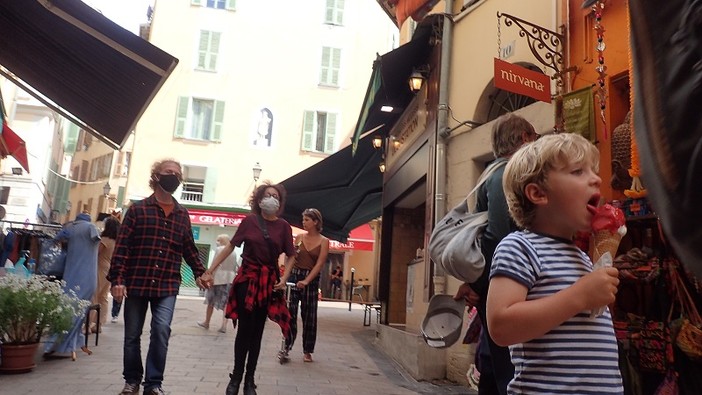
[592,230,623,264]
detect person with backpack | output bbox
[453,114,539,395]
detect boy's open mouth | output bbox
[587,194,601,215]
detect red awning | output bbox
[329,224,375,251]
[0,122,29,173]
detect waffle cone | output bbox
[592,231,623,264]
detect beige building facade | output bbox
[364,0,561,384]
[62,0,395,292]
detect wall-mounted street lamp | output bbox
[252,162,262,183]
[372,135,383,150]
[408,65,430,93]
[103,181,111,196]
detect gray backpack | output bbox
[428,160,507,283]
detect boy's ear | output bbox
[524,182,547,205]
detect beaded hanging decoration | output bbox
[624,1,647,199]
[593,1,608,137]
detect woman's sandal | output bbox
[303,353,313,362]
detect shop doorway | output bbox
[321,252,344,299]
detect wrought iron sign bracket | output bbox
[496,12,568,83]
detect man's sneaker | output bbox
[119,382,140,394]
[111,316,118,323]
[144,387,165,395]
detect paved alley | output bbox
[1,297,474,395]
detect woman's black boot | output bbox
[242,379,257,395]
[225,372,242,395]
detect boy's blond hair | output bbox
[503,133,600,229]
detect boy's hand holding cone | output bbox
[588,203,627,318]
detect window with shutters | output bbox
[319,47,341,87]
[324,0,344,25]
[196,30,221,71]
[80,160,89,182]
[181,165,207,202]
[191,0,235,10]
[114,152,131,177]
[0,187,9,205]
[301,111,338,154]
[173,97,225,142]
[71,166,79,188]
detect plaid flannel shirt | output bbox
[107,195,204,298]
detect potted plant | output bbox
[0,274,88,373]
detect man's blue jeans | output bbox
[123,295,176,391]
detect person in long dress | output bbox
[44,211,101,360]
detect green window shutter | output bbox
[175,96,189,138]
[325,0,335,23]
[202,167,218,203]
[212,100,225,142]
[331,48,341,86]
[209,32,221,70]
[336,0,345,25]
[117,186,125,210]
[225,0,236,10]
[302,111,315,150]
[64,123,79,153]
[198,31,209,69]
[191,0,202,5]
[320,47,330,84]
[324,113,337,153]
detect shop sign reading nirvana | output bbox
[493,58,551,103]
[188,209,247,227]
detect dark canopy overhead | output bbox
[281,133,383,243]
[351,15,438,154]
[0,0,178,149]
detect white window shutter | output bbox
[325,113,337,153]
[198,31,209,69]
[302,111,315,150]
[320,47,330,84]
[225,0,236,10]
[209,32,221,70]
[202,167,218,203]
[336,0,345,25]
[325,0,335,23]
[212,100,225,142]
[174,97,189,138]
[331,48,341,86]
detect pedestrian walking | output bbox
[199,234,238,333]
[108,159,213,395]
[280,208,329,363]
[211,182,296,395]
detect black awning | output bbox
[281,133,383,243]
[0,0,178,149]
[351,15,436,154]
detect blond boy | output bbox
[486,133,623,394]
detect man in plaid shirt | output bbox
[108,159,213,395]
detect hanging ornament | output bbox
[593,1,608,137]
[624,2,647,199]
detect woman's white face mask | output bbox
[260,196,280,215]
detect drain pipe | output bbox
[433,0,453,295]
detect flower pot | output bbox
[0,343,39,374]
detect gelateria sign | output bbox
[494,58,551,103]
[188,208,247,227]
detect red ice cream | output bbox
[591,204,626,234]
